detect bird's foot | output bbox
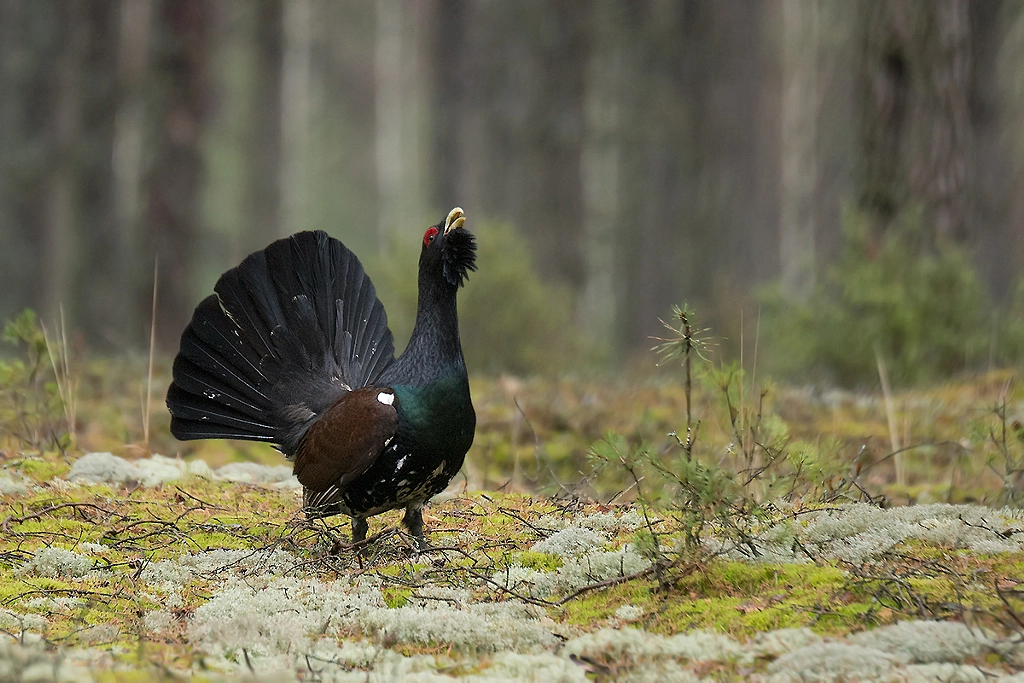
[349,516,371,566]
[402,504,430,554]
[351,516,369,545]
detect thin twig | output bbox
[143,257,158,451]
[875,346,903,486]
[173,486,227,510]
[3,503,121,533]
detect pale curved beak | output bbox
[443,207,466,235]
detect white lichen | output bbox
[0,639,95,683]
[142,610,174,634]
[65,452,214,488]
[546,545,651,595]
[880,662,987,683]
[468,652,590,683]
[563,627,742,663]
[765,642,902,681]
[178,548,298,576]
[357,595,556,653]
[712,502,1024,564]
[24,596,84,612]
[532,526,607,557]
[77,542,106,554]
[67,452,142,486]
[214,462,300,489]
[496,543,651,599]
[614,604,644,622]
[188,576,557,659]
[19,547,94,579]
[746,627,823,659]
[138,559,192,587]
[847,620,993,664]
[802,504,1024,562]
[78,623,119,644]
[188,578,322,656]
[577,510,646,532]
[0,474,27,495]
[134,453,213,486]
[0,610,48,632]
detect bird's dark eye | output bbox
[423,227,439,247]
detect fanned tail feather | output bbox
[167,231,395,455]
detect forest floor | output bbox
[1,365,1024,681]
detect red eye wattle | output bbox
[423,227,439,247]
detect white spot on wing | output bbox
[377,391,394,406]
[396,455,408,469]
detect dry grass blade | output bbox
[876,346,904,486]
[40,306,77,448]
[142,257,158,451]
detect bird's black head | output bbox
[421,207,477,288]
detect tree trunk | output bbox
[281,0,311,237]
[428,0,468,211]
[915,0,971,244]
[857,0,913,236]
[779,0,819,301]
[970,0,1016,297]
[526,2,587,290]
[374,0,425,252]
[374,0,402,252]
[109,0,152,344]
[0,0,42,322]
[41,0,87,321]
[580,0,624,349]
[997,2,1024,292]
[147,0,210,350]
[247,0,283,245]
[857,0,972,248]
[72,0,131,347]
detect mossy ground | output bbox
[1,367,1023,679]
[1,452,1022,678]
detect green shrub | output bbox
[760,208,1022,386]
[588,307,865,583]
[370,220,587,375]
[0,309,69,450]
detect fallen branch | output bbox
[3,502,121,534]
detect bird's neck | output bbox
[390,281,465,384]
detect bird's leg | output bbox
[402,503,428,551]
[351,516,368,545]
[350,516,370,567]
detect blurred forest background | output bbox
[2,0,1024,386]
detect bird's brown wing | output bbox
[292,386,398,498]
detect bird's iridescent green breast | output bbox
[392,371,475,459]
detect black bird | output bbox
[166,208,477,547]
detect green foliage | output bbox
[2,309,48,360]
[760,208,1023,386]
[0,310,68,451]
[371,220,587,375]
[1003,277,1024,362]
[967,386,1024,506]
[589,304,868,580]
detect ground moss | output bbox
[514,551,562,572]
[13,455,68,482]
[0,577,79,603]
[554,557,900,638]
[1,368,1023,678]
[561,581,654,626]
[382,586,413,608]
[94,670,186,683]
